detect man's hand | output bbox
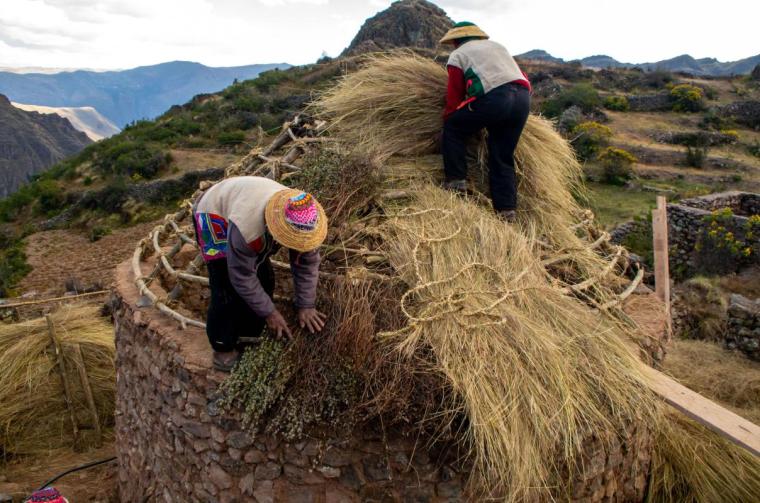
[266,309,292,340]
[298,308,327,334]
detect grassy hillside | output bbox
[1,55,759,296]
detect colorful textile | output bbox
[284,192,319,231]
[196,212,229,261]
[27,487,68,503]
[447,39,528,102]
[195,176,286,247]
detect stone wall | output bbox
[112,261,653,502]
[611,191,760,279]
[727,294,760,361]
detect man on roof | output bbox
[193,176,328,371]
[440,21,531,223]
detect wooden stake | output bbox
[46,315,79,444]
[652,196,671,318]
[73,343,102,445]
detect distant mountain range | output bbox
[12,102,119,141]
[0,61,290,128]
[0,94,91,198]
[516,50,760,76]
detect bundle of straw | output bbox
[377,185,656,500]
[311,53,760,501]
[315,53,623,303]
[0,304,115,458]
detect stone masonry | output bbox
[727,294,760,361]
[112,260,653,502]
[611,191,760,279]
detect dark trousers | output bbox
[205,258,275,352]
[442,83,530,211]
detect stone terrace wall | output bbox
[727,294,760,361]
[112,261,653,502]
[611,191,760,279]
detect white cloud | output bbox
[0,0,757,69]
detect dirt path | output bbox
[0,443,117,502]
[18,221,159,296]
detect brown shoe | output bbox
[496,209,517,223]
[442,179,468,195]
[213,350,240,372]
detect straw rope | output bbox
[130,118,642,330]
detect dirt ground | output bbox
[17,221,159,296]
[0,443,117,502]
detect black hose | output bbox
[36,456,117,492]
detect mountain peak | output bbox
[342,0,453,57]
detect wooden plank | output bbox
[46,315,79,444]
[641,364,760,456]
[72,343,102,445]
[652,196,671,316]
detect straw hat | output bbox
[265,189,328,252]
[439,21,489,44]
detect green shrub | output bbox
[0,237,31,297]
[89,225,111,242]
[92,141,172,179]
[598,147,637,185]
[670,84,705,112]
[34,180,66,216]
[604,95,629,111]
[541,83,601,117]
[571,121,612,160]
[685,145,708,167]
[252,69,288,93]
[641,69,674,89]
[702,85,719,100]
[699,110,728,130]
[217,130,247,145]
[747,141,760,158]
[693,209,757,275]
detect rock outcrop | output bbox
[0,94,91,197]
[342,0,453,57]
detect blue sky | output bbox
[1,0,758,69]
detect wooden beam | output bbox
[652,196,671,318]
[72,343,102,445]
[46,315,80,444]
[641,364,760,456]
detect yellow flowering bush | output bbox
[670,83,705,112]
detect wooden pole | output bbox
[73,343,102,445]
[641,365,760,456]
[46,315,79,444]
[652,196,671,319]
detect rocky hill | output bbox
[11,102,120,141]
[0,61,289,128]
[342,0,452,56]
[0,94,91,198]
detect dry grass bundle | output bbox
[314,53,625,305]
[0,304,115,458]
[664,338,760,424]
[648,413,760,503]
[375,184,657,500]
[308,53,760,501]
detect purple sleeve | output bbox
[289,248,320,309]
[226,224,276,318]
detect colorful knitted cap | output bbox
[284,192,319,231]
[265,189,328,252]
[440,21,489,44]
[27,488,68,503]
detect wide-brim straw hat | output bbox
[440,23,489,44]
[265,189,328,252]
